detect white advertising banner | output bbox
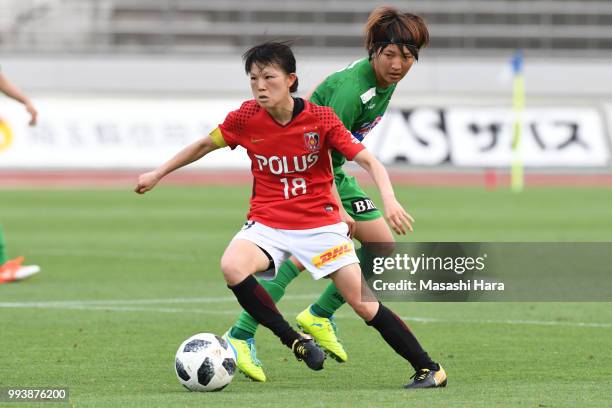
[1,97,609,168]
[362,108,451,166]
[0,97,250,169]
[364,107,610,167]
[447,107,609,167]
[604,104,612,153]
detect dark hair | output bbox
[364,7,429,61]
[242,41,299,93]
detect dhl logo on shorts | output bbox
[0,120,13,152]
[312,242,353,268]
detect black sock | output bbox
[228,275,300,348]
[366,303,438,371]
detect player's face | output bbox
[371,44,415,88]
[249,63,296,108]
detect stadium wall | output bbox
[2,55,612,98]
[1,56,611,171]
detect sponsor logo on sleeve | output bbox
[351,198,378,214]
[352,116,382,141]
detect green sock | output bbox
[0,225,6,265]
[231,259,301,339]
[229,326,254,341]
[311,247,367,317]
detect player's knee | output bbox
[342,289,377,320]
[348,299,377,321]
[220,257,248,285]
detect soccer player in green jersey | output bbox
[225,7,445,388]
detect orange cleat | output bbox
[0,256,41,284]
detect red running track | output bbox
[2,170,612,189]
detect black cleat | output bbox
[292,335,326,370]
[404,365,447,389]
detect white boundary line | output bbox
[0,294,319,307]
[24,248,203,261]
[1,295,611,329]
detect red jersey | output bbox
[216,99,365,229]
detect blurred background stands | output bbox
[1,0,612,57]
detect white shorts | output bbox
[231,221,359,280]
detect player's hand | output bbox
[339,207,356,238]
[134,171,161,194]
[382,197,414,235]
[25,102,37,126]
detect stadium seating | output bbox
[1,0,612,55]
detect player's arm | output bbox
[134,129,225,194]
[0,72,37,125]
[326,109,413,235]
[353,149,414,235]
[328,150,356,237]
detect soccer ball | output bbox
[174,333,236,392]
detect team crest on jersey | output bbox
[304,132,320,152]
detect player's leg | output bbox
[231,261,300,338]
[226,259,300,381]
[329,263,447,389]
[0,225,7,265]
[309,217,393,317]
[221,228,325,371]
[297,172,394,360]
[0,225,41,284]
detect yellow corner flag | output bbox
[511,50,525,193]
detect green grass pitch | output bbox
[1,185,611,407]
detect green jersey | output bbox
[310,58,396,170]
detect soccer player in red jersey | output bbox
[135,42,446,388]
[228,7,433,384]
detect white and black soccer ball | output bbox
[175,333,237,392]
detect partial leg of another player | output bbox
[0,226,41,285]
